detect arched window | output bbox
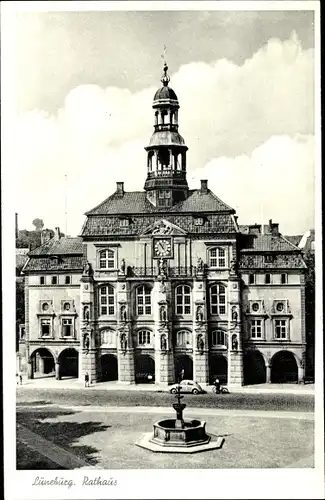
[101,328,116,346]
[175,285,192,315]
[211,330,228,348]
[138,329,151,346]
[99,285,115,316]
[176,330,192,347]
[210,284,227,315]
[136,285,152,316]
[208,247,227,268]
[99,249,115,269]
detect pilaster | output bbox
[227,265,244,386]
[192,271,209,385]
[117,277,135,384]
[79,263,97,382]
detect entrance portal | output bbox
[100,354,118,381]
[135,354,155,384]
[174,355,193,382]
[31,348,55,378]
[209,354,228,384]
[58,348,79,378]
[271,351,298,383]
[244,350,266,385]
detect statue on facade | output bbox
[158,258,167,277]
[120,305,127,322]
[120,332,127,350]
[230,259,237,274]
[160,334,167,350]
[159,305,167,323]
[152,221,172,235]
[197,257,204,272]
[120,258,126,275]
[197,334,204,351]
[196,305,204,323]
[83,305,90,321]
[232,306,238,322]
[159,279,166,294]
[83,332,90,350]
[231,334,238,351]
[83,261,93,277]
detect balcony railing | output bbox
[128,266,198,278]
[147,170,185,179]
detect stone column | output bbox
[80,264,97,383]
[38,357,44,375]
[27,359,33,379]
[266,364,271,383]
[192,275,209,386]
[227,270,244,386]
[298,355,305,384]
[154,277,175,385]
[117,278,135,384]
[55,360,60,380]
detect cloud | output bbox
[12,32,314,236]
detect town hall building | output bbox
[20,63,308,386]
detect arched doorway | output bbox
[271,351,298,383]
[31,348,55,378]
[244,350,266,385]
[174,355,193,381]
[100,354,118,381]
[135,354,155,384]
[59,348,79,378]
[209,354,228,384]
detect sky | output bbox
[8,7,316,236]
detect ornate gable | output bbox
[141,218,187,237]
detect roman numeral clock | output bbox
[153,238,173,259]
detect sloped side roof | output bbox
[240,234,302,252]
[28,237,83,256]
[86,189,234,216]
[23,256,84,272]
[285,235,303,247]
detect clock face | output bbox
[154,238,172,258]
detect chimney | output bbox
[200,179,208,194]
[116,182,125,196]
[248,224,261,235]
[269,219,279,235]
[54,227,61,241]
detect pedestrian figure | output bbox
[179,368,185,382]
[16,373,19,385]
[214,378,221,394]
[85,372,90,387]
[19,373,23,385]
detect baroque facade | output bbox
[20,64,307,386]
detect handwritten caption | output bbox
[32,476,118,489]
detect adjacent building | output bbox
[20,64,308,386]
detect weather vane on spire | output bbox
[160,45,170,86]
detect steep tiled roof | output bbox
[86,189,234,216]
[239,253,306,269]
[240,234,301,252]
[23,256,84,272]
[28,237,83,256]
[285,235,303,247]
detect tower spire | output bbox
[160,45,170,86]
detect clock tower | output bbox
[144,62,189,208]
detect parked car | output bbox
[169,380,204,395]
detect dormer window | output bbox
[194,217,204,226]
[119,218,130,227]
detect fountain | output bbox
[136,386,224,453]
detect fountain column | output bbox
[227,260,244,386]
[192,271,209,385]
[154,275,175,385]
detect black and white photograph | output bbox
[2,1,323,499]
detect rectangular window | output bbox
[40,276,45,285]
[274,319,288,339]
[40,319,51,337]
[194,218,204,226]
[65,275,71,285]
[138,331,151,345]
[62,318,73,337]
[51,276,58,285]
[281,273,287,284]
[265,273,271,284]
[249,274,255,285]
[251,319,262,339]
[99,249,115,269]
[119,218,129,227]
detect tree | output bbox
[32,218,44,231]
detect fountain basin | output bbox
[151,419,210,447]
